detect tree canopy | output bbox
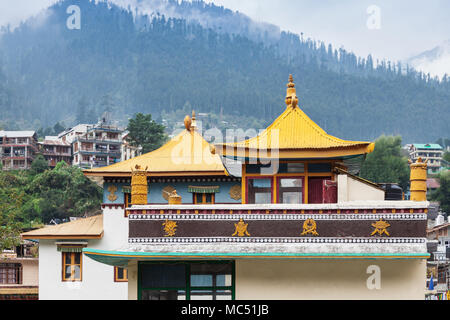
[126,113,167,154]
[431,171,450,214]
[360,135,410,191]
[0,162,102,249]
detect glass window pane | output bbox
[64,253,71,265]
[255,192,272,204]
[190,263,232,275]
[205,193,213,203]
[190,290,213,300]
[73,265,81,279]
[65,266,72,279]
[247,178,272,204]
[141,264,186,288]
[117,267,124,279]
[191,275,213,287]
[253,179,271,188]
[287,163,304,173]
[196,193,203,204]
[74,253,81,265]
[141,290,185,300]
[216,290,232,300]
[216,274,232,287]
[278,178,303,204]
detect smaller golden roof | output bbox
[21,215,103,240]
[84,113,225,177]
[214,75,374,160]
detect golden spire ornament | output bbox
[285,74,299,108]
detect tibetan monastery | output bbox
[23,75,429,300]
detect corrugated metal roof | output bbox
[21,215,103,239]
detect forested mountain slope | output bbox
[0,0,448,143]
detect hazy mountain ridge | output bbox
[408,40,450,79]
[0,0,449,143]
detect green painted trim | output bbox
[84,248,430,263]
[57,246,84,253]
[188,186,220,193]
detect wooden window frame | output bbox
[62,252,82,282]
[245,176,274,204]
[0,263,22,284]
[114,266,128,282]
[193,193,215,204]
[276,176,305,204]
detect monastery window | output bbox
[246,178,272,204]
[139,261,234,300]
[124,192,132,207]
[62,252,82,282]
[194,193,215,204]
[114,267,128,282]
[0,263,22,284]
[277,177,304,204]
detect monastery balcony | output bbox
[123,201,429,257]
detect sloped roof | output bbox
[84,124,226,177]
[413,144,442,150]
[0,130,36,138]
[21,215,103,240]
[214,75,374,160]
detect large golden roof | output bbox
[214,75,374,160]
[84,115,226,177]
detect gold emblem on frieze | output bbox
[162,185,175,201]
[107,185,118,202]
[163,219,178,237]
[232,218,250,237]
[301,218,319,236]
[371,219,390,237]
[229,185,242,201]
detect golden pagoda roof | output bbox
[214,75,374,160]
[21,215,103,240]
[84,115,226,177]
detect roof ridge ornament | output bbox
[191,110,197,131]
[285,74,299,108]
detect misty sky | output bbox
[1,0,449,61]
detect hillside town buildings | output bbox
[408,144,446,174]
[426,204,450,300]
[0,131,38,170]
[22,75,431,300]
[1,121,141,171]
[38,136,72,168]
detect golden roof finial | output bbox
[191,110,197,131]
[285,74,298,108]
[184,115,192,131]
[287,74,295,88]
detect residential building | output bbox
[23,75,429,300]
[409,144,445,174]
[38,136,72,168]
[121,132,142,162]
[0,241,39,300]
[426,216,450,298]
[72,123,122,169]
[0,131,39,170]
